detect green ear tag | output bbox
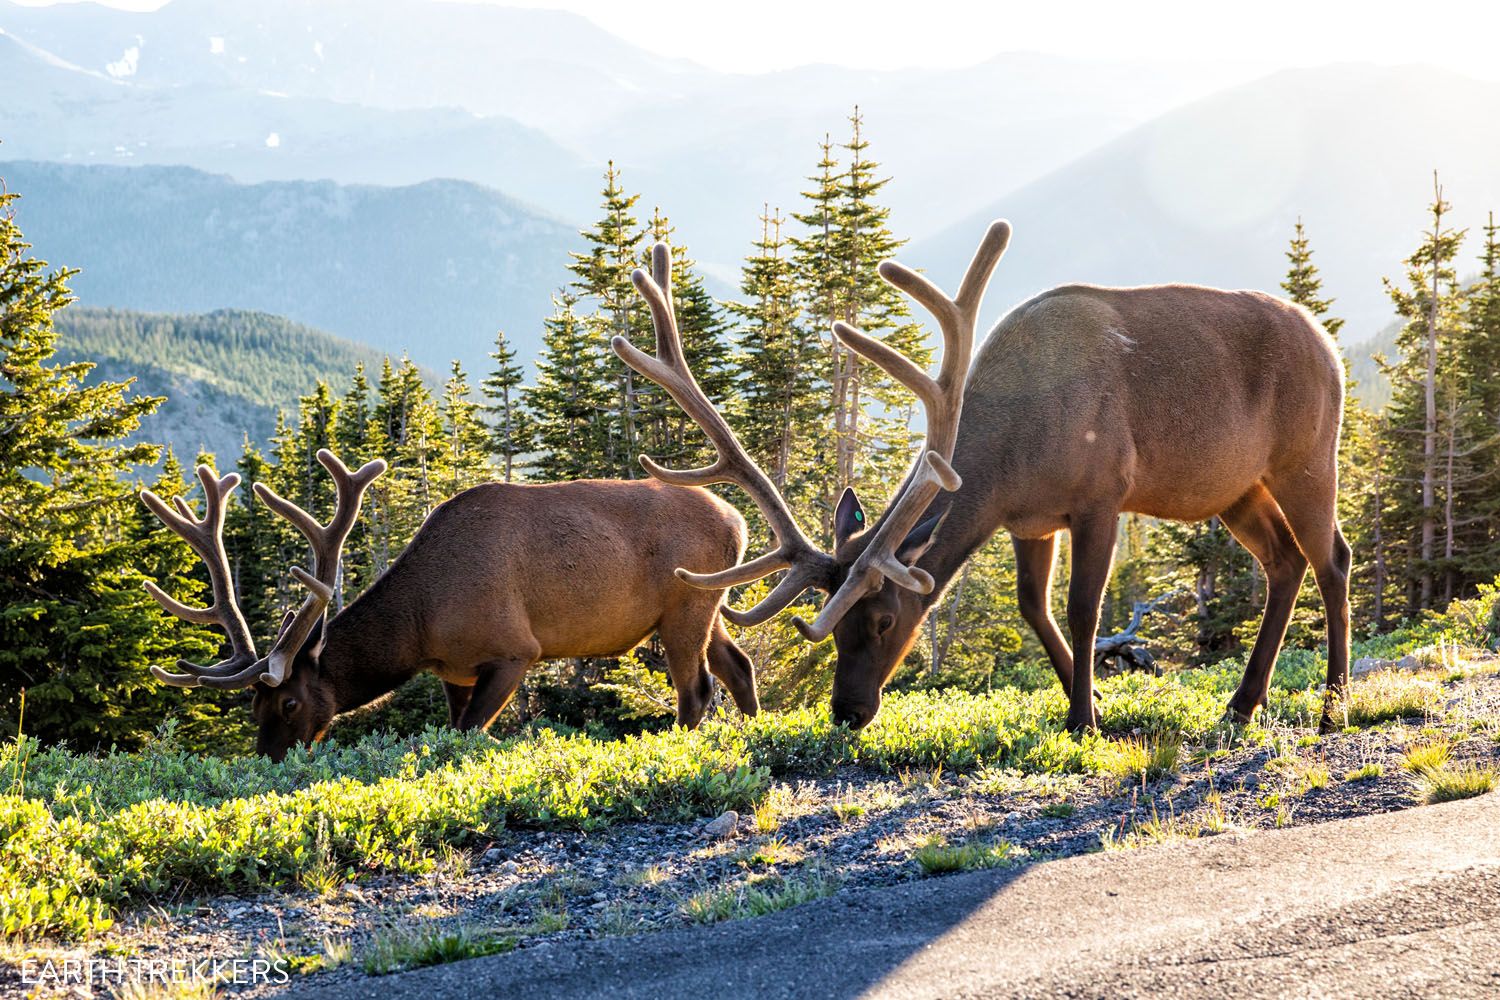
[854,511,863,522]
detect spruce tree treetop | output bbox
[1282,218,1344,340]
[481,329,533,482]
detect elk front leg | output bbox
[455,657,534,732]
[442,680,474,727]
[1065,510,1118,733]
[707,616,759,716]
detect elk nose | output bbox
[831,700,876,731]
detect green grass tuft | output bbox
[361,924,516,976]
[1401,740,1452,774]
[912,836,1014,874]
[681,871,840,924]
[1414,764,1498,805]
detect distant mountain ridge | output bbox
[0,0,1258,270]
[913,64,1500,343]
[7,0,1500,361]
[54,306,398,462]
[7,160,576,375]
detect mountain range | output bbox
[0,0,1259,269]
[912,64,1500,341]
[4,0,1500,391]
[7,159,575,375]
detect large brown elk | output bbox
[141,451,758,759]
[616,224,1349,735]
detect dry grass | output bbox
[1414,764,1498,804]
[1344,671,1442,727]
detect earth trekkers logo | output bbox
[21,955,290,988]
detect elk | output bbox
[616,223,1350,735]
[141,450,758,759]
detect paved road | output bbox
[299,793,1500,999]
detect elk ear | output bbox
[303,615,326,656]
[834,488,867,547]
[896,512,944,566]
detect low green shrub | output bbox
[0,641,1465,943]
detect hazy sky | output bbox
[15,0,1500,76]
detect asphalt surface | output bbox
[298,792,1500,999]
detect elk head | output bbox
[614,220,1010,729]
[140,449,386,759]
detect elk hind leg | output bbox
[1268,469,1351,733]
[707,616,759,716]
[1218,484,1308,722]
[1013,534,1074,691]
[659,605,717,729]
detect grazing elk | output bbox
[616,223,1349,735]
[141,451,758,759]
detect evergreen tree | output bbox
[643,209,736,470]
[569,162,648,477]
[481,330,532,482]
[438,360,493,497]
[223,438,286,632]
[1279,219,1359,638]
[1448,213,1500,591]
[730,205,823,498]
[790,133,845,539]
[829,107,931,495]
[1282,218,1345,339]
[527,293,613,481]
[0,195,219,748]
[332,362,382,598]
[372,356,444,561]
[1381,178,1467,613]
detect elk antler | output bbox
[791,219,1011,642]
[251,449,387,684]
[141,449,386,690]
[141,465,261,685]
[613,243,837,626]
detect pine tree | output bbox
[1381,177,1468,613]
[527,292,613,481]
[643,209,736,470]
[1449,212,1500,590]
[730,205,823,497]
[789,111,929,538]
[569,162,648,477]
[332,361,381,598]
[1282,218,1345,339]
[438,360,492,497]
[829,107,931,495]
[373,356,444,559]
[223,438,285,632]
[481,330,532,482]
[0,193,219,748]
[790,133,845,539]
[1279,219,1359,637]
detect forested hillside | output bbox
[53,307,399,461]
[3,160,576,375]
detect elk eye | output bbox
[876,614,896,636]
[281,697,301,717]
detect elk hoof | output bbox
[1221,704,1256,728]
[1065,710,1099,735]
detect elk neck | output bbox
[902,422,1003,613]
[316,571,429,712]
